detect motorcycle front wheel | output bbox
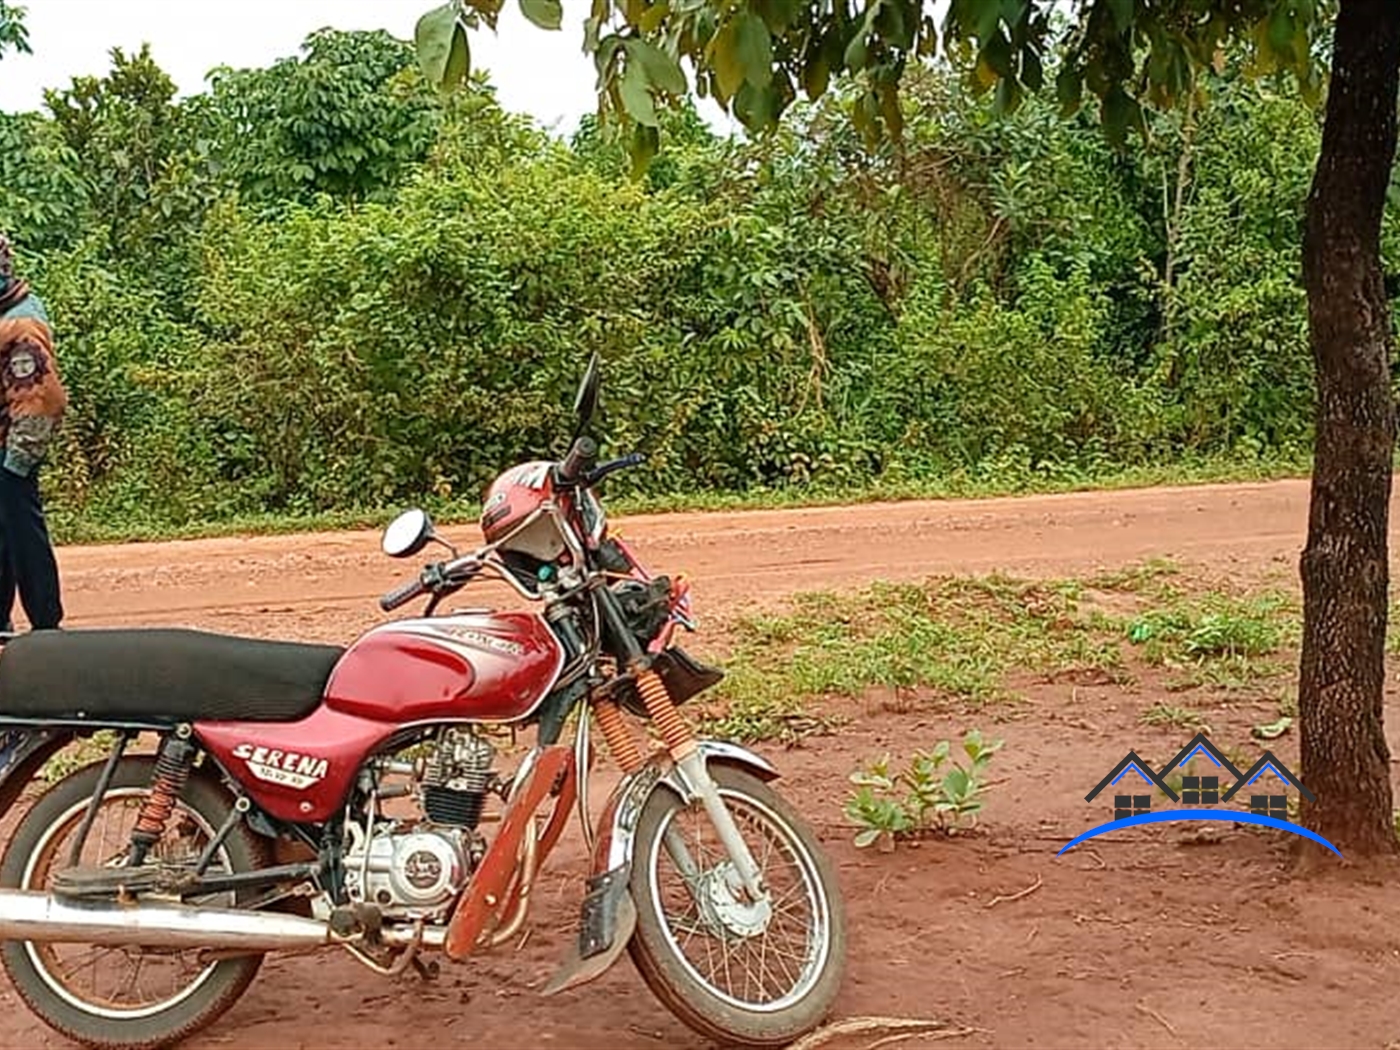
[627,764,847,1047]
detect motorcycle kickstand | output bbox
[411,955,440,983]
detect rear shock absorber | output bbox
[127,730,198,866]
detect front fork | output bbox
[592,668,767,901]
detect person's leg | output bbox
[0,545,17,632]
[0,469,62,630]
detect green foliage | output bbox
[711,574,1122,730]
[0,35,1347,538]
[1140,703,1211,733]
[0,0,28,60]
[1126,592,1291,663]
[202,29,444,207]
[420,0,1332,171]
[845,730,1005,850]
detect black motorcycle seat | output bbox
[0,628,345,724]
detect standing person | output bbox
[0,234,66,632]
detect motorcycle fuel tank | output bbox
[323,612,566,725]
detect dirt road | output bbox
[53,478,1315,642]
[7,476,1397,1050]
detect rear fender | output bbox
[0,727,78,820]
[539,740,778,997]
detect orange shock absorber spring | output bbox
[634,668,696,760]
[593,698,645,773]
[129,735,197,863]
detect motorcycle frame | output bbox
[0,484,778,990]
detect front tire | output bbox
[627,764,846,1047]
[0,755,270,1049]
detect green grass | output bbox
[1125,591,1295,664]
[48,453,1308,547]
[1139,703,1212,733]
[700,562,1306,743]
[702,573,1129,740]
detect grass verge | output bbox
[48,454,1308,547]
[698,560,1303,743]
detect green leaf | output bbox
[629,39,686,96]
[845,29,869,73]
[442,25,470,92]
[878,84,904,140]
[1101,86,1143,150]
[943,765,972,799]
[1106,0,1133,34]
[734,81,782,132]
[1052,65,1080,116]
[755,0,799,33]
[628,122,659,179]
[1021,44,1043,92]
[972,1,1001,41]
[710,21,746,101]
[853,827,882,849]
[734,11,774,88]
[415,4,467,89]
[619,58,659,126]
[981,28,1015,81]
[519,0,563,31]
[638,3,669,33]
[1267,8,1296,55]
[802,53,830,100]
[1252,715,1293,740]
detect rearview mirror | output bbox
[382,508,434,558]
[572,351,601,437]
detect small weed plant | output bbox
[845,730,1004,850]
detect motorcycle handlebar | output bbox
[556,436,598,487]
[379,559,484,613]
[585,452,646,486]
[379,574,427,612]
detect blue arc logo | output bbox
[1059,809,1343,858]
[1068,733,1338,858]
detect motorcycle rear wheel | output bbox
[0,754,270,1050]
[627,764,847,1047]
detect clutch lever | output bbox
[584,452,646,486]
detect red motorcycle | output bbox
[0,354,846,1049]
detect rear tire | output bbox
[0,755,270,1049]
[627,764,847,1047]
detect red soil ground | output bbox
[3,478,1400,1050]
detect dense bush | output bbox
[0,30,1374,537]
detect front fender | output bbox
[592,739,779,876]
[0,728,76,820]
[538,740,778,997]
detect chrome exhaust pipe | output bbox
[0,889,334,951]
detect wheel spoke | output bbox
[648,782,828,1012]
[21,784,237,1019]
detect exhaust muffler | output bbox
[0,888,335,952]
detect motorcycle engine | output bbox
[342,821,474,921]
[343,728,498,921]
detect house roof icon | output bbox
[1221,750,1316,803]
[1157,732,1244,781]
[1085,749,1180,804]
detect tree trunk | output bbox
[1298,0,1400,859]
